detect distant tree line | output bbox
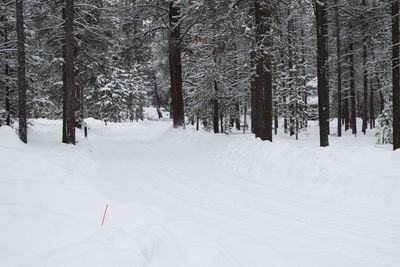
[0,0,399,150]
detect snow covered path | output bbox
[1,118,400,267]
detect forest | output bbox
[1,0,399,150]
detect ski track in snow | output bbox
[0,116,399,267]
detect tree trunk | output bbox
[349,40,357,135]
[314,0,329,147]
[243,104,247,134]
[250,49,256,134]
[63,0,76,144]
[344,90,350,130]
[369,78,375,129]
[362,0,368,134]
[61,4,67,140]
[235,103,241,131]
[220,110,224,133]
[153,70,163,119]
[230,118,234,128]
[304,93,308,127]
[168,1,185,128]
[301,28,308,128]
[213,81,219,134]
[362,42,368,135]
[283,97,288,133]
[254,52,262,138]
[335,0,342,137]
[196,113,199,131]
[62,22,67,143]
[392,0,400,150]
[379,85,385,113]
[370,49,377,129]
[76,85,84,128]
[274,100,278,135]
[4,24,11,126]
[254,0,273,142]
[288,6,295,137]
[16,0,27,143]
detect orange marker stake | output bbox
[101,204,109,226]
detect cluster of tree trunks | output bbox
[252,0,273,142]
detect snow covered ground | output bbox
[1,112,399,267]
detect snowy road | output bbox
[1,118,400,267]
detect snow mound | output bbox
[0,126,22,148]
[22,222,289,267]
[144,107,170,121]
[85,117,106,126]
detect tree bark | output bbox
[4,24,11,126]
[344,88,350,131]
[362,0,368,134]
[301,28,308,128]
[220,111,224,133]
[335,0,342,137]
[213,81,219,133]
[235,103,241,131]
[392,0,400,150]
[369,78,375,129]
[362,41,368,134]
[153,70,163,119]
[243,104,247,134]
[288,6,295,137]
[62,20,67,143]
[379,79,384,113]
[168,1,185,128]
[63,0,76,144]
[370,50,377,129]
[250,50,256,134]
[314,0,329,146]
[254,0,273,142]
[274,100,278,135]
[16,0,27,143]
[196,113,199,131]
[349,40,357,135]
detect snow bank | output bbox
[0,126,23,148]
[23,221,288,267]
[1,119,399,267]
[201,134,400,206]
